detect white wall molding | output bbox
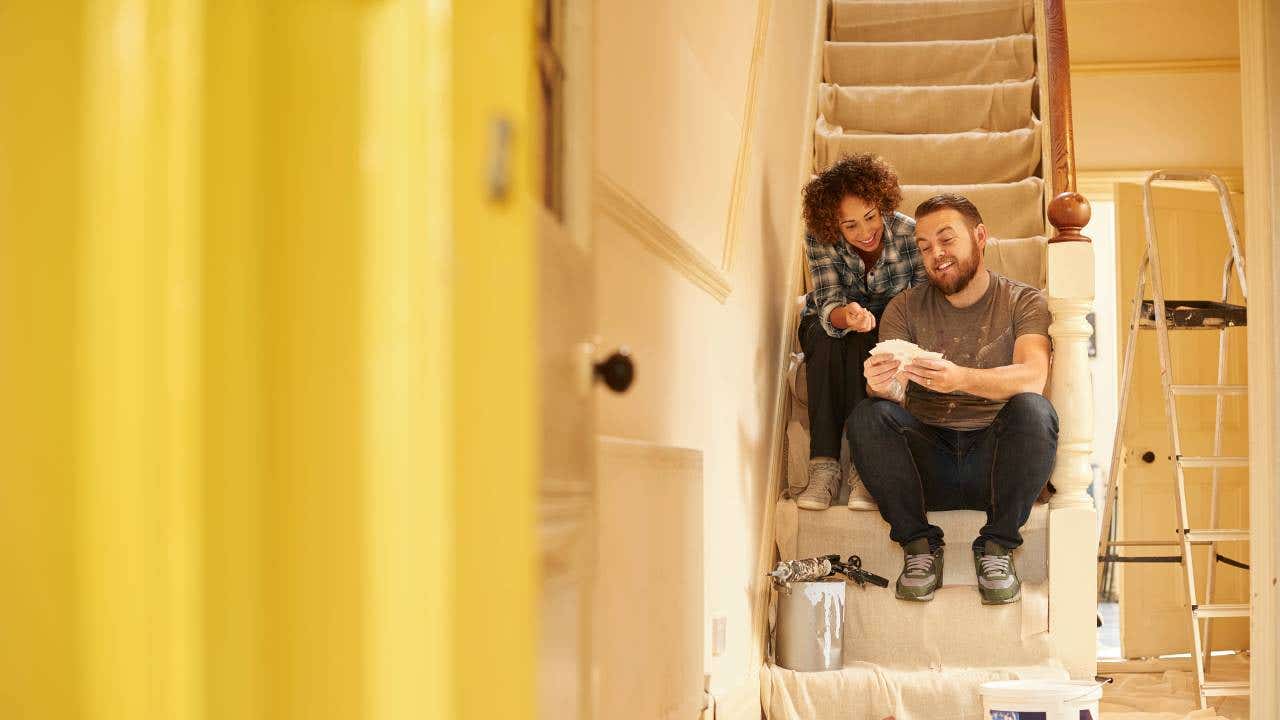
[1076,168,1244,199]
[594,172,733,303]
[1071,58,1239,76]
[721,0,773,273]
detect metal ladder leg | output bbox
[1142,178,1209,710]
[1097,250,1149,590]
[1200,318,1229,673]
[1202,251,1242,673]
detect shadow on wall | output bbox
[734,153,795,671]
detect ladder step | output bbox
[1201,680,1251,697]
[1183,529,1250,542]
[1177,455,1249,468]
[1170,384,1248,396]
[1192,603,1250,618]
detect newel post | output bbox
[1046,192,1096,509]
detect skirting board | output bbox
[703,677,763,720]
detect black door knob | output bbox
[594,349,634,393]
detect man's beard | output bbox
[928,245,981,295]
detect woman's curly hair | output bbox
[802,154,902,245]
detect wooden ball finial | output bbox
[1048,192,1092,243]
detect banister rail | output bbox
[1043,0,1092,246]
[1043,0,1079,201]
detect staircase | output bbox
[763,2,1099,718]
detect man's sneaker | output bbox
[974,539,1021,605]
[845,466,877,511]
[895,538,943,602]
[797,458,839,510]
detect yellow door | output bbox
[0,1,542,719]
[1114,182,1250,658]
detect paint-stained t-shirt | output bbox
[878,270,1051,430]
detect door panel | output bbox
[536,0,596,718]
[594,438,704,720]
[1115,183,1249,658]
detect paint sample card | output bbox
[869,338,943,366]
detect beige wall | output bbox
[1068,0,1243,172]
[1066,0,1244,496]
[593,0,818,711]
[596,0,760,263]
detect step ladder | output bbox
[1096,171,1250,709]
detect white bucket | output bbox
[979,679,1104,720]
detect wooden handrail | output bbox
[1043,0,1091,243]
[1043,0,1077,198]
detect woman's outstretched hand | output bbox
[842,302,876,333]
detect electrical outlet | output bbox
[711,615,727,657]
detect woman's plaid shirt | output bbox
[802,211,926,337]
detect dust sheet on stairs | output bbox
[760,659,1249,720]
[762,661,1068,720]
[1100,654,1249,720]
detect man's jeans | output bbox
[847,393,1058,552]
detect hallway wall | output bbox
[1069,0,1243,173]
[1065,0,1244,494]
[593,0,819,713]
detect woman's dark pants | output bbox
[797,313,878,460]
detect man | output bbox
[849,194,1057,604]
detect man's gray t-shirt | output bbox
[879,270,1051,430]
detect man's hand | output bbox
[840,302,876,333]
[903,357,970,394]
[864,353,902,399]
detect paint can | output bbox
[775,580,844,671]
[979,679,1105,720]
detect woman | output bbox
[796,153,926,511]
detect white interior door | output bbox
[536,0,597,717]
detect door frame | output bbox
[1238,1,1280,716]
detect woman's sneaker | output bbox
[845,466,877,511]
[797,458,840,510]
[895,538,943,602]
[973,539,1021,604]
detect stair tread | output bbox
[831,0,1034,42]
[764,662,1068,720]
[825,35,1035,86]
[820,80,1035,134]
[815,118,1042,184]
[841,582,1052,668]
[775,499,1048,586]
[900,178,1047,239]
